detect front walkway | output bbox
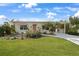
[42,33,79,45]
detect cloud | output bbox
[52,7,70,13]
[66,7,78,12]
[66,14,70,17]
[46,12,56,19]
[18,3,41,13]
[53,7,79,13]
[18,3,39,13]
[0,15,7,19]
[53,7,65,12]
[11,9,20,13]
[21,3,37,8]
[18,5,22,8]
[74,11,79,17]
[31,8,42,12]
[46,8,50,12]
[16,18,49,22]
[0,3,9,6]
[53,7,63,10]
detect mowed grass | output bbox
[0,37,79,56]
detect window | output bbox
[20,25,28,30]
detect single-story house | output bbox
[9,21,52,34]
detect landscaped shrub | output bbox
[42,22,55,32]
[26,31,42,38]
[43,31,47,34]
[48,31,54,35]
[42,31,54,35]
[67,28,79,35]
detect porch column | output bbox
[64,20,66,34]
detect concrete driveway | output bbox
[54,33,79,45]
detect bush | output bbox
[0,24,16,37]
[0,26,4,36]
[43,31,47,34]
[42,22,55,32]
[26,31,42,38]
[48,32,54,35]
[67,28,79,35]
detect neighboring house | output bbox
[9,21,52,33]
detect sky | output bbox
[0,3,79,24]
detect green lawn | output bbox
[0,37,79,56]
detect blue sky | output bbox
[0,3,79,24]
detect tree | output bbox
[67,16,79,35]
[0,26,5,36]
[69,16,79,29]
[69,16,75,25]
[42,22,55,32]
[0,22,16,36]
